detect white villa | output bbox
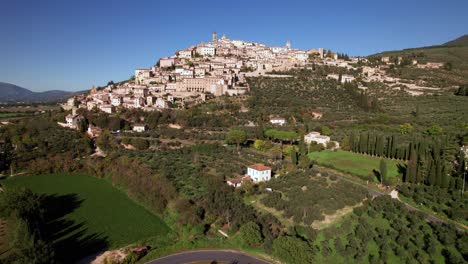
[65,114,82,129]
[133,124,147,133]
[247,164,272,183]
[226,164,272,188]
[270,117,286,126]
[304,132,330,146]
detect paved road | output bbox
[145,250,271,264]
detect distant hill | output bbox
[370,35,468,69]
[0,82,75,103]
[368,35,468,86]
[443,34,468,46]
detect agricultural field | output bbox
[308,150,404,182]
[2,173,172,262]
[309,196,466,264]
[250,169,367,229]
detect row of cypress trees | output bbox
[349,131,464,189]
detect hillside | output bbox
[369,35,468,86]
[444,34,468,46]
[0,82,74,103]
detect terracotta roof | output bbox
[228,175,251,184]
[249,164,271,171]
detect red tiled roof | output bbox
[249,164,271,171]
[228,175,252,184]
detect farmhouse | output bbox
[247,164,272,183]
[227,175,252,188]
[133,124,147,133]
[304,132,330,146]
[270,117,286,126]
[65,114,83,129]
[341,74,355,83]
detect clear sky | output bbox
[1,0,467,92]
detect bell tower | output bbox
[212,32,217,42]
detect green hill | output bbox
[444,34,468,46]
[369,35,468,86]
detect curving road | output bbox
[145,250,271,264]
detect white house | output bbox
[341,74,355,83]
[65,114,82,129]
[304,132,330,146]
[270,117,286,126]
[295,52,308,62]
[111,96,122,106]
[99,105,114,114]
[177,49,193,59]
[155,97,169,109]
[134,97,145,108]
[197,46,216,56]
[247,164,272,183]
[133,124,147,133]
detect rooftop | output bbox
[249,164,271,171]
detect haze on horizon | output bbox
[1,0,467,92]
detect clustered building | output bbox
[68,32,324,113]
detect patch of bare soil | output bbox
[311,202,363,229]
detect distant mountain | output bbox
[0,82,75,103]
[443,34,468,46]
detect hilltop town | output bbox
[64,32,321,113]
[64,32,453,115]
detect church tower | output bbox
[285,40,291,50]
[212,32,217,42]
[90,85,97,95]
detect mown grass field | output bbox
[2,173,171,261]
[309,150,404,182]
[0,113,23,118]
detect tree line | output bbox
[348,131,464,190]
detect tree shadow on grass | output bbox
[372,169,382,183]
[41,194,108,263]
[397,164,407,182]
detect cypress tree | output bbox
[441,164,450,188]
[367,132,373,155]
[359,133,366,153]
[391,135,397,159]
[407,146,418,183]
[291,148,298,166]
[435,159,443,187]
[386,136,392,158]
[416,159,425,184]
[349,133,355,152]
[376,135,384,157]
[427,159,436,186]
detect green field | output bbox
[2,174,171,261]
[0,113,23,118]
[309,150,404,182]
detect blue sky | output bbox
[1,0,467,92]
